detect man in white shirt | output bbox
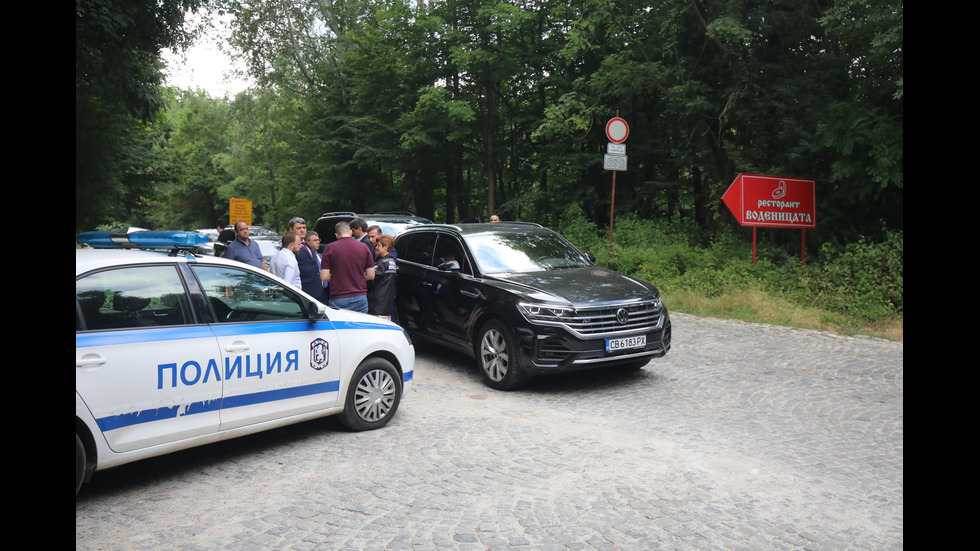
[270,231,302,288]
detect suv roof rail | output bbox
[498,221,544,228]
[402,221,546,233]
[318,211,421,218]
[453,221,545,229]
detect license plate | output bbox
[606,335,646,352]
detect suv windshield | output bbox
[466,230,591,274]
[373,219,431,236]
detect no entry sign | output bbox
[721,173,816,229]
[605,117,629,143]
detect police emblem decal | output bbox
[311,338,329,370]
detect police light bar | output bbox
[76,230,209,250]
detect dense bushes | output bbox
[553,207,903,324]
[795,232,904,319]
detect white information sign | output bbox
[604,154,627,171]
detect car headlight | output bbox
[518,302,575,321]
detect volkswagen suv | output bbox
[394,223,671,389]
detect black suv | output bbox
[311,212,433,248]
[394,222,671,389]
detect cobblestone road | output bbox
[75,313,903,550]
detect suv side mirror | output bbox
[438,260,460,272]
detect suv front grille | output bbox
[520,300,664,337]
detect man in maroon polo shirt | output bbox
[319,221,375,313]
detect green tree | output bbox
[210,0,901,247]
[76,0,203,231]
[817,0,903,236]
[150,88,235,230]
[224,88,312,230]
[540,0,902,245]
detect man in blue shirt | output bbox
[223,221,267,270]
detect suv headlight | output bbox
[518,302,575,322]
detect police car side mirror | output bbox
[310,300,327,321]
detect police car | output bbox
[75,230,414,494]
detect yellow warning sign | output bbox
[229,198,253,226]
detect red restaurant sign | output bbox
[721,173,816,229]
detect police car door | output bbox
[190,264,342,431]
[76,263,223,453]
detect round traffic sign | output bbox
[605,117,629,143]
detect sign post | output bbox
[604,116,629,245]
[721,173,816,264]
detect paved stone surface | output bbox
[76,313,903,550]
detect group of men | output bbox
[223,218,391,317]
[222,213,503,317]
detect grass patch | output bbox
[553,207,903,341]
[669,287,903,340]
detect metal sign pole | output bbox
[609,170,616,245]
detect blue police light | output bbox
[75,231,121,248]
[128,231,209,249]
[76,230,209,250]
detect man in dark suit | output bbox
[289,217,327,302]
[351,217,376,257]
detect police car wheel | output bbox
[76,433,86,495]
[339,358,402,431]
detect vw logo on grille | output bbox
[616,308,629,324]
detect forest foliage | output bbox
[76,0,903,326]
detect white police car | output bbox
[75,230,414,494]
